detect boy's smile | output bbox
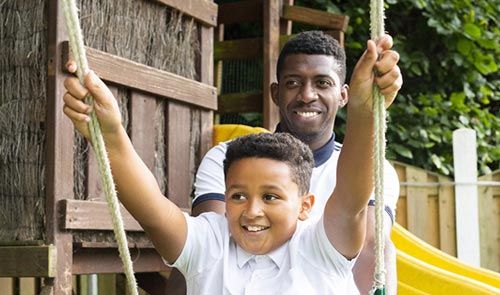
[225,157,313,255]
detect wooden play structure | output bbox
[0,0,216,293]
[0,0,350,293]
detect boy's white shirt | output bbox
[166,212,356,295]
[192,139,400,294]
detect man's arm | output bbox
[191,143,228,216]
[324,35,401,259]
[63,69,187,263]
[353,208,397,295]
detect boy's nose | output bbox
[244,199,264,218]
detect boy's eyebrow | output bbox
[282,73,334,80]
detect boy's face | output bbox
[225,157,313,255]
[271,54,348,150]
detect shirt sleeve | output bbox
[192,142,228,209]
[368,160,400,224]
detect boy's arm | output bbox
[323,35,401,260]
[63,69,187,263]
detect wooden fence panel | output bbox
[478,170,500,272]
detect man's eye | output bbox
[285,80,300,87]
[317,80,333,88]
[263,194,278,201]
[231,193,246,200]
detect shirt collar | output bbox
[236,243,288,270]
[274,123,336,168]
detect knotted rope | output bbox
[369,0,387,294]
[61,1,138,294]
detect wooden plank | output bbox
[280,0,294,35]
[46,2,74,293]
[263,0,280,130]
[478,173,500,271]
[166,102,192,209]
[62,42,217,110]
[19,278,37,295]
[0,246,56,277]
[198,25,215,157]
[0,278,14,294]
[61,199,143,231]
[214,38,263,61]
[218,91,263,113]
[154,0,218,27]
[281,5,349,31]
[72,248,169,274]
[130,92,157,172]
[453,128,480,266]
[218,0,263,25]
[438,175,456,256]
[406,166,431,243]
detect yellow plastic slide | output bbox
[393,223,500,294]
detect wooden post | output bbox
[262,0,280,130]
[452,128,480,266]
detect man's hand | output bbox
[348,34,402,112]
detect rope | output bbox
[370,0,387,294]
[61,1,139,294]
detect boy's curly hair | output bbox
[276,31,346,84]
[223,132,314,195]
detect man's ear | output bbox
[298,194,315,221]
[271,82,279,106]
[339,84,349,108]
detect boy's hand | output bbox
[348,34,402,113]
[62,61,122,140]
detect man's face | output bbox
[272,54,348,149]
[225,157,312,255]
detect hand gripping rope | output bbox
[61,1,139,294]
[370,0,387,294]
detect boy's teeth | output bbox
[297,111,318,117]
[247,225,266,232]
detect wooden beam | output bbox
[61,199,144,232]
[214,38,263,61]
[218,91,263,113]
[62,42,217,111]
[282,5,349,32]
[154,0,218,27]
[72,248,169,274]
[218,0,263,25]
[0,245,56,277]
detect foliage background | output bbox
[296,0,500,176]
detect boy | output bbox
[63,33,397,293]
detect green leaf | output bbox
[463,23,482,39]
[456,38,472,55]
[393,144,414,159]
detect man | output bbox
[192,31,402,294]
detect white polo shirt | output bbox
[167,212,356,294]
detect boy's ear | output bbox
[298,193,315,221]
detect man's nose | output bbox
[298,82,318,103]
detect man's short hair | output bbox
[276,31,346,84]
[224,132,314,195]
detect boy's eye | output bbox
[231,193,246,200]
[263,194,278,201]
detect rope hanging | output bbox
[61,1,139,294]
[369,0,387,294]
